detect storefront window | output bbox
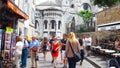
[24,0,29,15]
[31,8,35,23]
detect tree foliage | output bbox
[78,10,92,23]
[93,0,120,7]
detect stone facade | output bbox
[96,5,120,26]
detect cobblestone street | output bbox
[26,52,95,68]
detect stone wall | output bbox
[96,5,120,25]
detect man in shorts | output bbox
[85,34,92,57]
[60,34,67,68]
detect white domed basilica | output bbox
[35,0,98,38]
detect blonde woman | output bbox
[65,32,80,68]
[13,36,24,68]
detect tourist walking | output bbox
[13,36,24,68]
[30,37,39,68]
[84,34,92,57]
[60,34,68,68]
[41,37,50,61]
[21,36,29,68]
[51,39,60,68]
[79,36,85,65]
[65,32,80,68]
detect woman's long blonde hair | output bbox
[68,32,77,45]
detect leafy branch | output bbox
[78,10,92,23]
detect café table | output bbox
[112,53,120,57]
[105,50,116,54]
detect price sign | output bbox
[6,27,14,33]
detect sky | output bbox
[35,0,54,5]
[35,0,47,5]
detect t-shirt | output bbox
[30,40,39,48]
[15,41,24,54]
[85,37,92,46]
[61,39,67,50]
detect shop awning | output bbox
[98,21,120,31]
[7,0,29,20]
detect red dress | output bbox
[52,43,59,57]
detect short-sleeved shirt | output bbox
[85,37,92,46]
[30,40,39,48]
[61,39,67,50]
[15,41,24,54]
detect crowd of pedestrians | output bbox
[39,32,93,68]
[10,32,94,68]
[6,31,120,68]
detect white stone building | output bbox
[35,0,99,38]
[12,0,37,37]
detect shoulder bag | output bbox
[69,41,81,62]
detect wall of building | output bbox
[96,5,120,26]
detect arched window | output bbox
[58,21,61,29]
[83,3,91,10]
[44,20,48,29]
[71,17,75,32]
[71,4,74,8]
[51,20,56,29]
[35,20,38,29]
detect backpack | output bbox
[43,43,47,49]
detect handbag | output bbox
[32,46,38,52]
[52,50,56,53]
[69,41,81,62]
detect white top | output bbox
[15,41,24,54]
[84,37,92,46]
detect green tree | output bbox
[78,10,92,23]
[93,0,120,7]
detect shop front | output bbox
[0,0,28,67]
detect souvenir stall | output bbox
[0,0,28,67]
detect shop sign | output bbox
[6,27,13,33]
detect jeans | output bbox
[21,48,28,67]
[67,57,76,68]
[80,49,85,62]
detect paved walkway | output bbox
[26,52,95,68]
